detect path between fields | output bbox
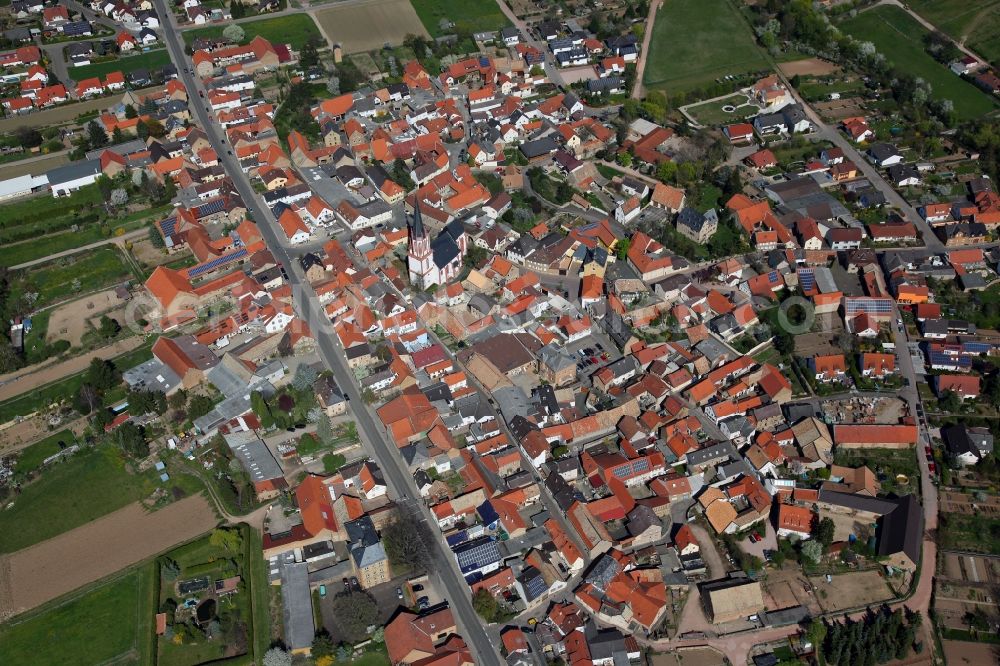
[9,228,145,270]
[630,0,661,99]
[0,336,145,404]
[0,495,217,619]
[867,0,984,63]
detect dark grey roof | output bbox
[877,494,922,566]
[519,136,559,159]
[818,489,898,515]
[868,143,901,162]
[46,158,101,186]
[586,76,624,92]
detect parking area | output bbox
[316,572,443,644]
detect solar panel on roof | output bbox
[188,247,247,278]
[963,342,991,354]
[524,575,547,601]
[196,198,226,218]
[799,269,816,292]
[160,216,178,238]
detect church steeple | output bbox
[410,198,426,240]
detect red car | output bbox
[925,446,932,457]
[928,462,936,474]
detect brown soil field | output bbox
[0,153,70,179]
[778,58,840,77]
[650,647,726,666]
[0,86,161,134]
[0,416,88,458]
[315,0,428,55]
[942,640,998,666]
[813,97,866,121]
[0,495,216,618]
[47,288,123,345]
[0,336,143,405]
[810,570,893,613]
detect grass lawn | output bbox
[839,6,998,121]
[0,445,160,553]
[69,48,172,81]
[643,0,770,93]
[0,341,153,424]
[183,14,320,50]
[20,247,132,308]
[14,428,76,476]
[0,227,107,268]
[0,564,155,664]
[410,0,509,37]
[0,187,103,245]
[685,93,757,126]
[907,0,1000,67]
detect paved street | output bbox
[773,72,944,253]
[152,2,503,662]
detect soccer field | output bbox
[643,0,770,94]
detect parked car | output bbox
[412,584,424,592]
[396,587,403,599]
[319,585,326,598]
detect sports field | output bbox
[316,0,428,54]
[0,565,156,664]
[643,0,770,94]
[907,0,1000,67]
[840,6,998,121]
[183,13,320,50]
[410,0,509,38]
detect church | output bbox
[407,202,468,288]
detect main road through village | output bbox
[152,1,504,662]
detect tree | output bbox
[110,188,129,206]
[87,357,119,390]
[88,121,108,149]
[382,513,432,572]
[801,539,823,563]
[300,38,319,69]
[329,592,378,642]
[472,589,504,622]
[99,315,121,339]
[774,331,794,355]
[316,413,335,444]
[223,24,246,43]
[124,103,138,119]
[187,393,216,421]
[938,390,961,413]
[75,383,101,415]
[262,648,292,666]
[813,516,835,549]
[144,118,166,139]
[313,630,335,657]
[112,126,124,144]
[209,527,241,553]
[115,422,149,458]
[291,363,318,390]
[15,126,43,148]
[0,339,21,373]
[148,222,165,248]
[230,0,245,18]
[96,174,113,201]
[326,75,340,96]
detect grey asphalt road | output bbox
[152,1,503,662]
